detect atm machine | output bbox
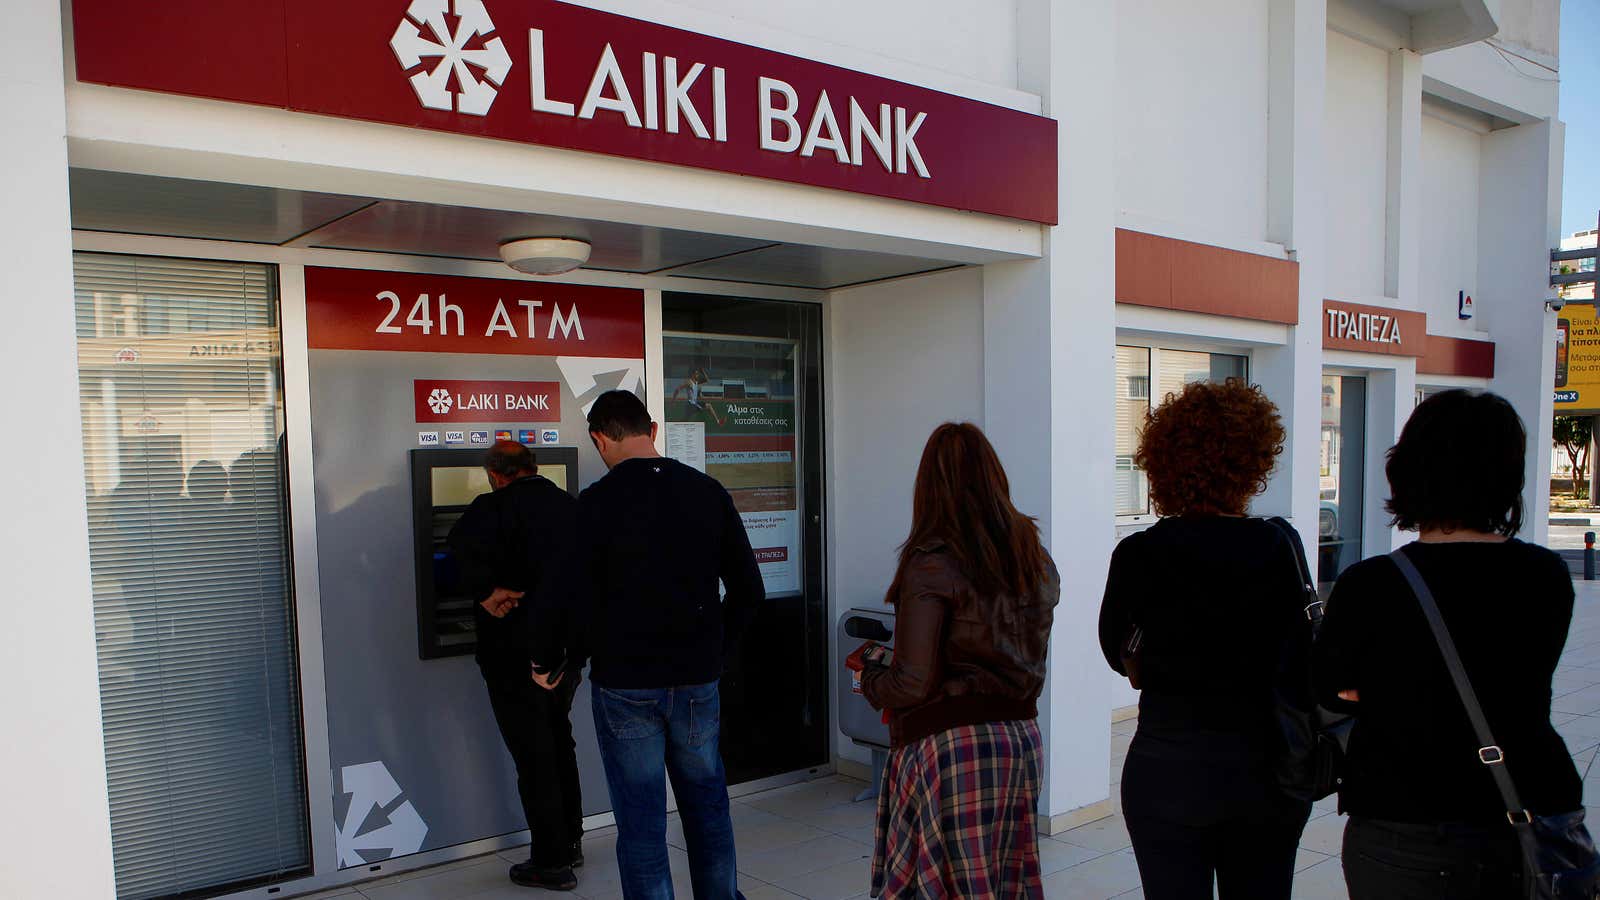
[408,446,579,659]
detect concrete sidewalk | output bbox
[298,578,1600,900]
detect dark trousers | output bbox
[1122,751,1310,900]
[483,666,583,869]
[1343,816,1524,899]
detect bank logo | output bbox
[389,0,513,117]
[469,430,491,445]
[335,760,428,867]
[426,387,454,415]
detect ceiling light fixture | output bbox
[499,237,592,275]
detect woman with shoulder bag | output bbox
[860,422,1060,899]
[1316,390,1596,900]
[1097,379,1314,899]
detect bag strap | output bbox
[1264,517,1321,621]
[1389,548,1533,825]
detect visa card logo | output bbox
[444,430,466,444]
[469,431,491,445]
[418,431,440,445]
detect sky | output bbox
[1562,0,1600,236]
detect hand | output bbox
[480,587,524,618]
[531,665,565,690]
[1338,689,1360,702]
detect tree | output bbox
[1554,416,1594,499]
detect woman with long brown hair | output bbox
[859,422,1060,899]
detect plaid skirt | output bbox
[871,718,1045,899]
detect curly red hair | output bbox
[1135,379,1284,516]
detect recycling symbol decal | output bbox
[389,0,513,116]
[335,761,429,867]
[427,388,454,415]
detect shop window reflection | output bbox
[1115,345,1250,520]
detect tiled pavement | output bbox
[301,579,1600,900]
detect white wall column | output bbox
[1387,49,1424,309]
[1258,0,1329,557]
[1479,118,1564,545]
[0,1,118,897]
[1360,361,1418,554]
[1006,0,1117,830]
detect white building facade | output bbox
[0,0,1565,897]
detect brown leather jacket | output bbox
[861,542,1060,748]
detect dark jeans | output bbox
[592,681,742,900]
[1122,750,1310,899]
[483,666,583,869]
[1343,816,1524,899]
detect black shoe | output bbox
[509,860,577,891]
[569,839,584,869]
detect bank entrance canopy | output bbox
[70,169,977,290]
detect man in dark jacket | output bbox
[447,441,582,891]
[548,390,762,900]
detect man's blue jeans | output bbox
[592,681,744,900]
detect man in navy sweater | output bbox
[540,390,762,899]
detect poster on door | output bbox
[663,336,802,596]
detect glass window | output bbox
[1115,345,1250,517]
[74,253,308,899]
[660,293,828,786]
[1318,374,1367,589]
[1115,347,1151,515]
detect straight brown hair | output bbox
[887,423,1050,602]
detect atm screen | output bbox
[410,447,581,659]
[429,464,569,506]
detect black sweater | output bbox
[1099,517,1314,826]
[447,475,580,677]
[1100,516,1311,731]
[577,456,764,689]
[1315,540,1579,823]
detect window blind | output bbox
[73,253,309,900]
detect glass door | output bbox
[661,293,827,784]
[1319,374,1367,590]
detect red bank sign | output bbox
[72,0,1058,224]
[304,266,645,357]
[415,379,560,422]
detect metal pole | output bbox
[1585,532,1595,581]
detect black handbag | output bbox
[1265,516,1352,803]
[1391,548,1600,900]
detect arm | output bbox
[1098,538,1141,675]
[446,495,501,608]
[1313,568,1363,712]
[526,491,581,676]
[718,488,764,647]
[861,554,950,710]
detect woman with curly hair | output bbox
[1098,379,1313,899]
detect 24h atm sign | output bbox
[73,0,1059,224]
